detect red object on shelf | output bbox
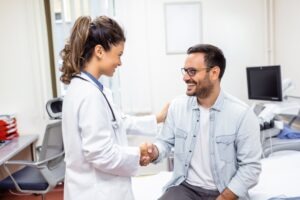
[0,115,19,140]
[0,131,19,140]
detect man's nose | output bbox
[183,73,191,82]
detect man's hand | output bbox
[139,142,159,166]
[216,188,238,200]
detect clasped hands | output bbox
[139,142,158,166]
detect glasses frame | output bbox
[181,67,210,77]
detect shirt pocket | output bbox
[216,134,236,163]
[174,128,188,154]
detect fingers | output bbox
[146,143,153,154]
[139,142,156,166]
[139,142,149,166]
[140,142,148,155]
[139,155,151,166]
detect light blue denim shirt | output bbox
[154,90,262,200]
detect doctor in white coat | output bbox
[60,16,168,200]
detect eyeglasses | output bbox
[181,67,209,77]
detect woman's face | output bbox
[98,41,124,77]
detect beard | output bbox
[185,74,214,98]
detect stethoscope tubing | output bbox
[73,75,118,128]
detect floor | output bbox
[0,184,63,200]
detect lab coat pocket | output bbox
[174,128,188,153]
[216,134,236,163]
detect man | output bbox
[144,44,262,200]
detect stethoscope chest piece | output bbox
[112,120,119,129]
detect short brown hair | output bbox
[187,44,226,79]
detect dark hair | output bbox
[187,44,226,79]
[60,16,126,84]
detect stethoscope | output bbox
[73,72,119,129]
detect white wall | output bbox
[274,0,300,97]
[115,0,268,114]
[0,0,52,138]
[2,0,295,139]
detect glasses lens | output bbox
[181,68,198,76]
[188,69,197,76]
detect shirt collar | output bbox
[81,71,104,92]
[191,90,225,112]
[211,90,225,111]
[191,97,199,110]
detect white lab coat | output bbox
[62,73,157,200]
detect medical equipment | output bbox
[261,112,300,158]
[46,97,63,119]
[257,103,280,128]
[252,101,300,131]
[246,65,282,101]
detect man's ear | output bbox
[210,66,220,81]
[94,44,104,59]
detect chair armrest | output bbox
[4,151,65,168]
[5,160,41,168]
[36,151,65,166]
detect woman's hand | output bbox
[156,102,170,123]
[139,142,159,166]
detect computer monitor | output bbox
[246,65,282,101]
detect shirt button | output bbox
[193,135,196,137]
[189,150,192,153]
[197,120,199,122]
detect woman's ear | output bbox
[94,44,104,60]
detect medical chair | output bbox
[0,97,65,200]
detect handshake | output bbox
[139,142,159,166]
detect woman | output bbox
[60,16,168,200]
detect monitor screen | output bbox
[246,65,282,101]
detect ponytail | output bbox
[60,16,91,84]
[60,16,125,84]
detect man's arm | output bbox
[227,108,262,198]
[140,101,177,166]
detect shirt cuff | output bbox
[227,177,247,198]
[152,142,165,164]
[122,146,140,176]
